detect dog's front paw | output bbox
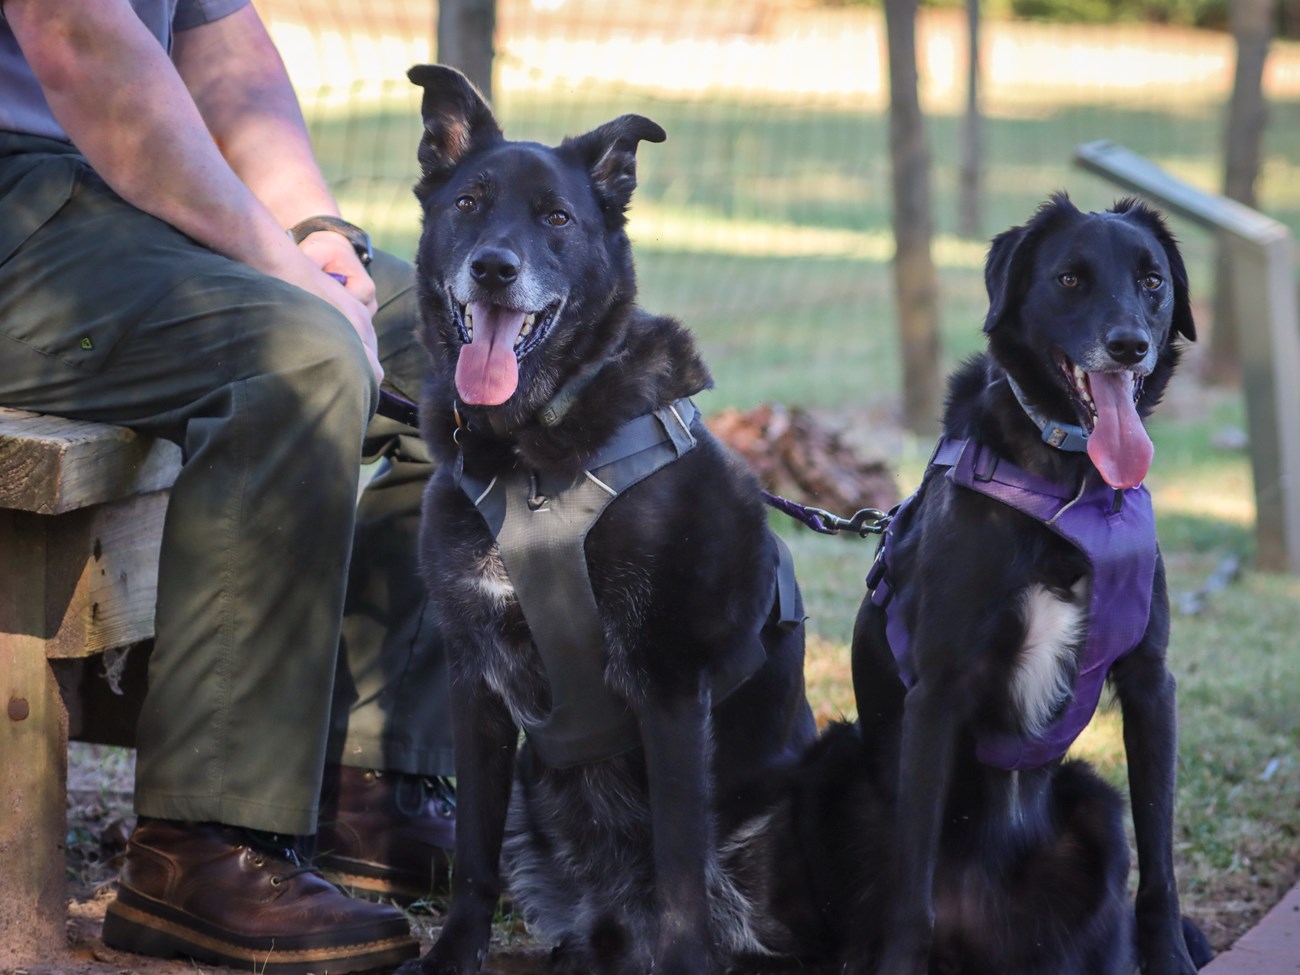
[399,920,491,975]
[393,948,476,975]
[1137,927,1201,975]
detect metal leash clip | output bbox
[807,505,894,537]
[763,491,893,538]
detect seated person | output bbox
[1,1,453,969]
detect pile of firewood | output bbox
[707,403,899,522]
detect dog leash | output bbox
[377,389,420,427]
[762,492,893,538]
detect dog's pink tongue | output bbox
[455,302,525,405]
[1086,371,1153,489]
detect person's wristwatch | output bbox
[289,215,373,266]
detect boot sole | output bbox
[319,864,445,906]
[103,891,419,974]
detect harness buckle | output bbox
[972,444,998,482]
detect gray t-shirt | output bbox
[0,0,249,142]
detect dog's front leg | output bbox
[1111,576,1197,974]
[868,677,967,975]
[406,680,519,975]
[637,679,718,975]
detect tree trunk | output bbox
[1209,0,1276,385]
[958,0,983,239]
[885,0,943,436]
[436,0,497,103]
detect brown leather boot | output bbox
[315,765,455,904]
[102,818,418,974]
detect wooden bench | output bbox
[0,407,180,961]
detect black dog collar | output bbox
[453,357,614,441]
[1005,375,1090,453]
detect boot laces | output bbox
[239,827,321,885]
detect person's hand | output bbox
[264,243,383,385]
[296,229,379,314]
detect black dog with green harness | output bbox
[404,66,819,975]
[455,395,801,769]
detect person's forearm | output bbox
[5,0,303,278]
[172,5,342,230]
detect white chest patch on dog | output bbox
[1012,582,1087,738]
[472,551,516,605]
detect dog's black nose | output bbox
[470,247,521,287]
[1105,326,1150,365]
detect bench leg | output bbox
[0,510,71,961]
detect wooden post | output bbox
[1073,140,1300,573]
[436,0,496,102]
[0,408,181,960]
[0,511,69,960]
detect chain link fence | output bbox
[260,0,1300,414]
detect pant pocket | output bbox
[0,156,188,376]
[0,154,80,266]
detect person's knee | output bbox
[259,295,379,432]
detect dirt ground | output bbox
[0,744,546,975]
[0,741,1260,975]
[16,746,838,975]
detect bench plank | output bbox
[40,491,170,660]
[0,407,181,514]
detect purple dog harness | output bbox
[867,437,1157,771]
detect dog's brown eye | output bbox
[1058,272,1079,288]
[1141,273,1163,291]
[455,195,477,213]
[545,210,571,227]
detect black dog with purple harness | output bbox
[869,435,1157,771]
[832,195,1209,975]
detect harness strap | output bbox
[456,398,787,768]
[868,436,1158,771]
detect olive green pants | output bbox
[0,134,451,835]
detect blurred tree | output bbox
[959,0,984,238]
[1207,0,1277,384]
[885,0,943,435]
[437,0,497,102]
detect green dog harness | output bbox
[455,397,799,768]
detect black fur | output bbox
[401,66,818,975]
[832,195,1208,974]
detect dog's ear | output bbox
[1114,197,1197,342]
[983,224,1031,334]
[407,64,503,185]
[562,115,667,225]
[984,194,1080,334]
